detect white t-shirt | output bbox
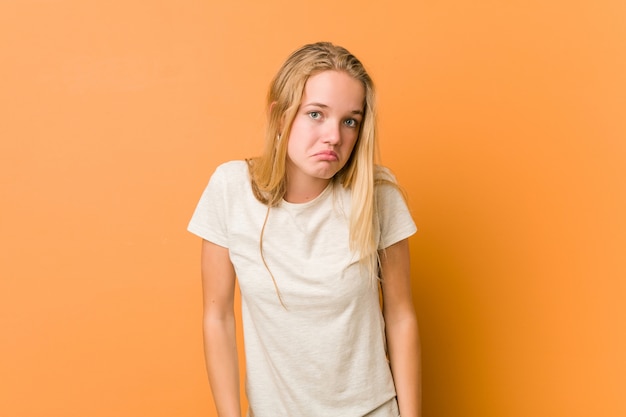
[188,161,416,417]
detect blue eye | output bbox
[344,119,358,128]
[308,111,321,119]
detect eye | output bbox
[308,111,321,120]
[344,118,359,128]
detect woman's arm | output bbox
[201,239,242,417]
[380,238,421,417]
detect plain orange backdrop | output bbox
[1,1,625,416]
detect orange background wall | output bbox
[1,1,625,416]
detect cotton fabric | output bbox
[188,161,416,417]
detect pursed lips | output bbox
[313,150,339,161]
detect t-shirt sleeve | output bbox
[376,170,417,250]
[187,165,230,248]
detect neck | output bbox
[284,171,331,204]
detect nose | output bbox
[322,121,341,145]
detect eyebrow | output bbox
[303,102,364,116]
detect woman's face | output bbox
[285,70,365,187]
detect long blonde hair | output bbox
[248,42,383,301]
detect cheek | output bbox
[344,131,359,150]
[288,123,315,148]
[285,139,296,160]
[348,135,362,159]
[286,134,304,160]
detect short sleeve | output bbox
[376,168,417,250]
[187,164,230,247]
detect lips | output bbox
[314,150,339,161]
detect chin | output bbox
[315,169,340,180]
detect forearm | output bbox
[204,315,242,417]
[386,314,421,417]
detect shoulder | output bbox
[374,165,398,183]
[373,167,417,247]
[209,160,250,185]
[374,165,402,197]
[214,160,249,176]
[198,160,252,202]
[374,165,408,207]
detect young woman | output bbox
[189,42,420,417]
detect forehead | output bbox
[301,70,365,109]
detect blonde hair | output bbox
[248,42,384,303]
